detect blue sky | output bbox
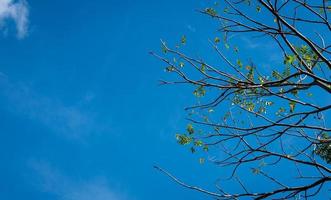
[0,0,329,200]
[0,0,225,199]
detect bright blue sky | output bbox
[0,0,329,200]
[0,0,224,199]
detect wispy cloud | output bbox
[28,160,129,200]
[240,36,277,50]
[186,24,196,32]
[0,0,29,38]
[0,72,105,140]
[239,35,283,71]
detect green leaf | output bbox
[223,7,229,13]
[194,140,203,147]
[259,160,267,167]
[265,101,273,106]
[193,85,206,97]
[289,101,296,113]
[176,134,192,145]
[161,43,167,53]
[251,168,260,175]
[258,106,266,114]
[237,59,243,68]
[205,8,217,16]
[245,101,255,111]
[315,133,331,163]
[187,124,194,134]
[181,35,186,44]
[284,55,296,65]
[165,66,175,72]
[203,116,209,122]
[246,66,254,80]
[291,89,298,97]
[279,88,284,94]
[200,64,206,72]
[276,107,285,116]
[256,5,261,12]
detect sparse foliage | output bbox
[153,0,331,199]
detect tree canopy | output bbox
[153,0,331,199]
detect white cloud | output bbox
[0,0,29,38]
[0,73,106,140]
[28,160,129,200]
